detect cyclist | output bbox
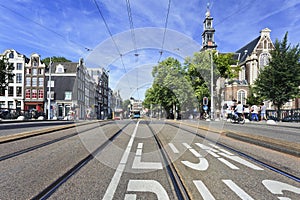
[235,101,244,120]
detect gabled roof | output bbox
[235,36,261,63]
[47,62,78,74]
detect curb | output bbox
[168,120,300,158]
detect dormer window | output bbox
[9,52,14,59]
[55,64,65,73]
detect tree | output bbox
[42,56,71,66]
[254,32,300,118]
[0,57,14,92]
[184,51,237,112]
[144,57,196,119]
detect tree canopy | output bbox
[254,32,300,111]
[42,56,71,66]
[0,57,14,91]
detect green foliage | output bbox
[254,32,300,111]
[213,52,239,79]
[0,57,15,91]
[144,57,197,117]
[42,56,71,66]
[122,99,131,111]
[246,86,263,106]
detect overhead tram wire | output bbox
[125,0,141,101]
[157,0,171,63]
[0,3,91,52]
[93,0,130,77]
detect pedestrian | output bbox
[244,105,250,120]
[251,104,259,121]
[260,103,267,121]
[222,103,228,120]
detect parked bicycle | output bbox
[230,112,245,124]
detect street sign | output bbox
[203,97,208,105]
[203,105,208,111]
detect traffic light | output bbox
[203,97,208,105]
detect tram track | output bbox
[146,121,191,200]
[0,121,113,162]
[30,121,132,200]
[166,121,300,183]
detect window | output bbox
[32,77,37,86]
[0,101,5,108]
[26,77,31,86]
[237,90,246,105]
[38,77,44,86]
[38,68,44,75]
[9,52,14,58]
[26,68,31,74]
[17,63,22,70]
[65,91,72,100]
[33,68,37,75]
[8,101,13,109]
[16,86,22,97]
[16,73,22,83]
[33,61,38,67]
[8,76,13,83]
[8,87,13,96]
[0,88,5,96]
[56,64,64,73]
[32,89,37,99]
[38,89,44,99]
[259,53,270,70]
[25,89,31,98]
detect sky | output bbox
[1,0,300,99]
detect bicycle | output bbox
[230,112,245,124]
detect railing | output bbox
[266,109,300,122]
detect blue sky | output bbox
[1,0,300,98]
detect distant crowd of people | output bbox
[222,101,267,121]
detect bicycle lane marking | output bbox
[102,121,140,200]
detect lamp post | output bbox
[48,57,52,120]
[210,50,214,120]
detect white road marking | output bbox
[181,158,209,171]
[182,142,192,149]
[103,121,140,200]
[196,143,219,153]
[206,150,220,158]
[132,142,163,169]
[190,148,202,158]
[168,143,179,154]
[124,194,137,200]
[218,158,239,170]
[262,180,300,195]
[218,153,264,170]
[193,180,216,200]
[223,180,254,200]
[126,180,170,200]
[208,143,234,155]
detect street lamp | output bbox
[48,57,52,120]
[210,50,214,120]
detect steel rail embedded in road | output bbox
[0,121,113,162]
[31,121,132,200]
[166,122,300,183]
[146,122,191,200]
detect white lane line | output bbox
[206,150,220,158]
[193,180,216,200]
[217,158,239,170]
[182,142,192,149]
[218,153,264,170]
[103,121,140,200]
[168,143,179,154]
[223,180,254,200]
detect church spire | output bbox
[201,2,217,51]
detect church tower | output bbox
[201,3,217,51]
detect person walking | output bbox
[260,103,267,121]
[251,104,259,121]
[235,101,244,120]
[244,105,250,120]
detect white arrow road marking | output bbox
[132,143,163,169]
[103,121,140,200]
[262,180,300,196]
[181,143,209,171]
[193,180,216,200]
[125,180,170,200]
[223,180,255,200]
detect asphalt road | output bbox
[0,119,299,199]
